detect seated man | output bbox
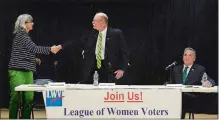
[171,47,215,119]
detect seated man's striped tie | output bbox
[97,32,102,69]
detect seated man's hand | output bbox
[202,81,212,87]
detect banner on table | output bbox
[43,88,182,118]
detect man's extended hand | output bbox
[202,81,212,87]
[51,45,62,54]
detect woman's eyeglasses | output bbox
[25,21,34,25]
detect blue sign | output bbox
[46,90,64,107]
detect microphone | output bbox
[72,79,89,88]
[72,81,83,88]
[165,61,177,70]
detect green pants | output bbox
[8,70,34,119]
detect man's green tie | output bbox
[96,32,102,69]
[182,66,189,84]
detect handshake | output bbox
[50,45,62,54]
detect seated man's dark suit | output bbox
[172,64,205,85]
[172,64,213,119]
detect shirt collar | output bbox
[184,64,193,68]
[100,27,107,35]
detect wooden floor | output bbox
[0,108,218,119]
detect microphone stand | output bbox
[165,61,177,84]
[53,61,58,82]
[169,67,173,84]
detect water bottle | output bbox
[201,72,208,86]
[93,71,99,86]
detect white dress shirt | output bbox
[95,27,107,60]
[183,64,193,75]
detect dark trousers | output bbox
[88,59,116,84]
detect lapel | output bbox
[91,30,98,51]
[92,28,111,47]
[105,28,111,58]
[177,65,184,84]
[185,64,196,85]
[105,27,111,44]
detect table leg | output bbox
[0,107,1,119]
[18,91,22,119]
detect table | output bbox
[15,84,217,118]
[15,84,218,93]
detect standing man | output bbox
[58,12,129,83]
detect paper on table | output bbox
[192,86,201,88]
[166,84,183,87]
[28,84,45,87]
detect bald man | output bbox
[58,12,129,84]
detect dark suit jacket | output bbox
[61,28,129,82]
[172,64,215,85]
[172,64,216,118]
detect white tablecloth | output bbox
[15,84,217,118]
[15,84,218,93]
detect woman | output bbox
[8,14,58,119]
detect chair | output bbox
[184,93,201,119]
[188,112,194,119]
